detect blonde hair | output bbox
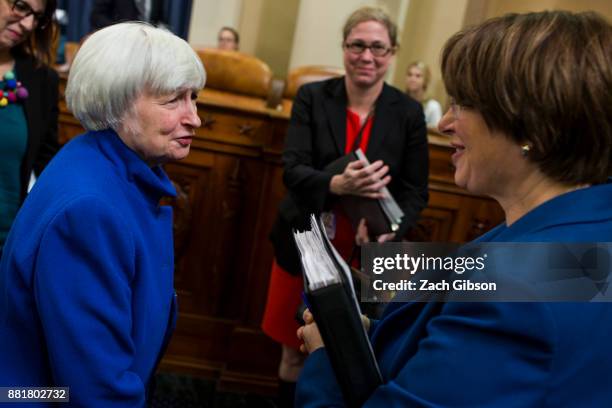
[406,61,431,91]
[342,6,398,47]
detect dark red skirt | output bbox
[261,260,304,349]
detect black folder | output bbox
[324,149,404,237]
[294,216,383,407]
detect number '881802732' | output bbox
[1,387,69,402]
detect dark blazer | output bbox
[90,0,166,30]
[14,52,59,202]
[271,77,429,272]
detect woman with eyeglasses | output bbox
[217,26,239,51]
[0,0,22,29]
[297,10,612,407]
[0,0,58,254]
[263,5,429,406]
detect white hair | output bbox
[66,22,206,131]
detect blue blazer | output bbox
[297,182,612,407]
[0,130,177,407]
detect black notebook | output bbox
[325,149,404,237]
[294,215,383,407]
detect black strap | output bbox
[350,109,374,152]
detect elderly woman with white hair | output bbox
[0,22,205,406]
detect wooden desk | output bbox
[57,77,503,394]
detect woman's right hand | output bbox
[330,159,391,198]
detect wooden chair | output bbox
[283,65,345,99]
[55,41,85,74]
[195,48,273,99]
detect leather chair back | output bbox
[195,48,273,98]
[284,65,345,99]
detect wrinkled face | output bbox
[217,29,238,51]
[118,89,202,166]
[0,0,45,50]
[343,21,394,89]
[438,105,525,197]
[405,66,425,93]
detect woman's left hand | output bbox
[297,309,373,354]
[377,232,396,243]
[297,309,325,354]
[355,218,396,245]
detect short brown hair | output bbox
[13,0,58,66]
[342,6,398,48]
[441,10,612,185]
[219,26,239,45]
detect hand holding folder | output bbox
[297,306,372,354]
[329,158,390,199]
[294,215,383,407]
[326,149,405,237]
[296,307,323,353]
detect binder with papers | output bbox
[324,148,404,236]
[294,215,383,407]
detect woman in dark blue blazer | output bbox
[297,10,612,407]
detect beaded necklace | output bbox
[0,71,28,107]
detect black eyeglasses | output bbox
[9,0,51,29]
[344,41,393,57]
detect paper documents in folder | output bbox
[294,215,383,407]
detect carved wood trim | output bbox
[237,123,255,136]
[202,114,216,130]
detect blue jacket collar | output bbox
[477,181,612,242]
[91,129,176,204]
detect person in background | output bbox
[90,0,167,30]
[0,22,205,406]
[217,26,239,51]
[405,61,442,128]
[263,6,428,407]
[297,10,612,407]
[0,0,58,254]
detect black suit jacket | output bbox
[272,77,429,272]
[90,0,166,30]
[14,52,59,202]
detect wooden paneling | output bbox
[57,75,503,395]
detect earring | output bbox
[521,144,531,157]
